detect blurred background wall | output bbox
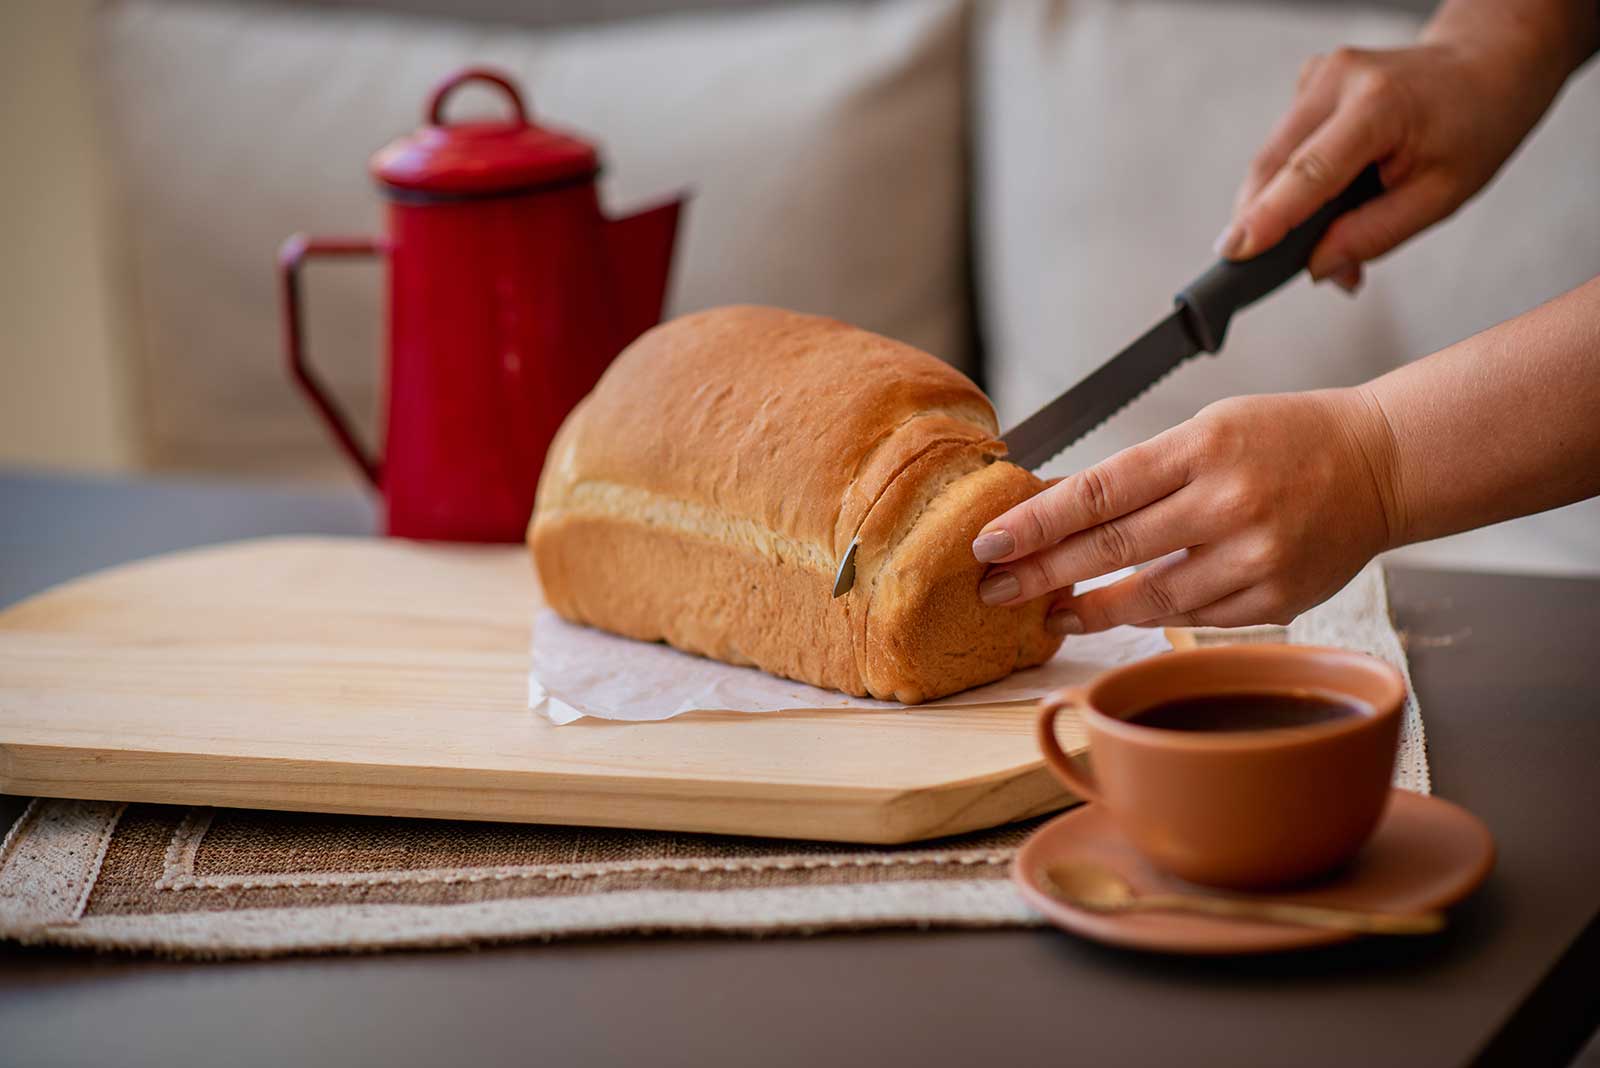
[3,0,1597,573]
[0,0,134,473]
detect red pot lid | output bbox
[370,68,597,196]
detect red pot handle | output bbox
[427,67,529,127]
[278,234,386,488]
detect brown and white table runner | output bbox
[0,562,1425,959]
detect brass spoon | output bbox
[1043,861,1446,935]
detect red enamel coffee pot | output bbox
[280,67,683,542]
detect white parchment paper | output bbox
[527,610,1171,724]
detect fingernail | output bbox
[1311,259,1352,283]
[1213,222,1248,260]
[971,529,1015,563]
[1046,610,1083,636]
[978,571,1020,606]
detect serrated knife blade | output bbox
[830,313,1202,599]
[997,164,1384,475]
[827,164,1386,595]
[999,310,1202,472]
[833,315,1202,599]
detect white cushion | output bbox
[977,0,1600,574]
[95,0,969,478]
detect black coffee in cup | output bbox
[1126,692,1369,733]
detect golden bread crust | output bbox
[530,305,1063,702]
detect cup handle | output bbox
[1036,687,1102,803]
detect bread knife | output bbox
[831,165,1383,597]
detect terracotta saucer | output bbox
[1012,789,1495,955]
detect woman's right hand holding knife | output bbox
[973,0,1600,633]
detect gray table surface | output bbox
[1,468,1597,1068]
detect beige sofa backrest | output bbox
[95,0,973,478]
[93,0,1600,572]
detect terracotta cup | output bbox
[1036,645,1405,890]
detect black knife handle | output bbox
[1176,163,1384,353]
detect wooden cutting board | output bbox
[0,537,1085,843]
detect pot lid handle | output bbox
[427,67,529,127]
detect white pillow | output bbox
[95,0,969,478]
[977,0,1600,574]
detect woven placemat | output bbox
[0,563,1425,959]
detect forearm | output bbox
[1360,274,1600,548]
[1424,0,1600,83]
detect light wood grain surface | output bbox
[0,537,1084,842]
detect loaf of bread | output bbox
[529,306,1062,703]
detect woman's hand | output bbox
[1218,0,1593,292]
[974,270,1600,634]
[971,389,1403,634]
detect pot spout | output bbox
[606,196,685,349]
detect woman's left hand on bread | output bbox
[970,388,1400,634]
